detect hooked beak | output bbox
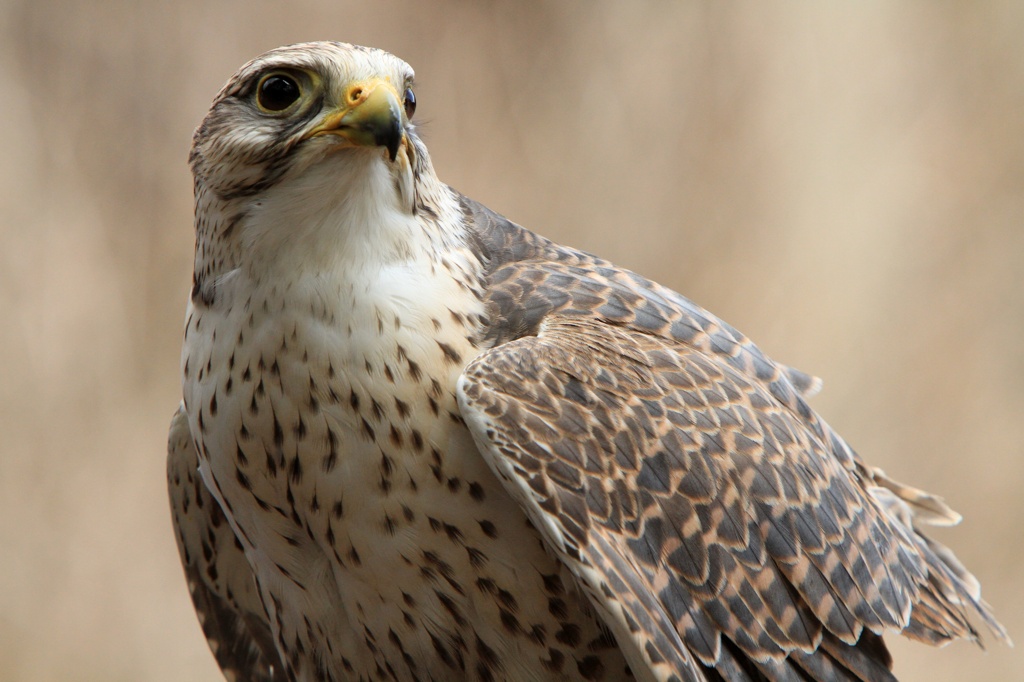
[304,78,403,161]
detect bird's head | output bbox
[189,42,449,281]
[192,41,422,199]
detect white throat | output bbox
[239,149,421,279]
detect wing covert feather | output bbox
[457,315,1003,681]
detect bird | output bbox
[168,41,1008,682]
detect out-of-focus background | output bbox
[1,2,1020,680]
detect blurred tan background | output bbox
[1,2,1021,680]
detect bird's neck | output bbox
[192,152,476,303]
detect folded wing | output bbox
[167,406,286,682]
[457,315,1005,681]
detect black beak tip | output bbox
[375,118,402,162]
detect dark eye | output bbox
[257,74,301,112]
[403,87,416,119]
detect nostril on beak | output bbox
[349,87,363,103]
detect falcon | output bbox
[168,42,1007,682]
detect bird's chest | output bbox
[183,264,482,498]
[182,276,618,680]
[183,268,485,542]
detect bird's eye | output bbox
[257,73,301,112]
[403,87,416,119]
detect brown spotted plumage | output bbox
[169,408,287,681]
[169,42,1007,682]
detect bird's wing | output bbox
[457,312,1003,682]
[167,405,286,682]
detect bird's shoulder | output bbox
[459,193,824,406]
